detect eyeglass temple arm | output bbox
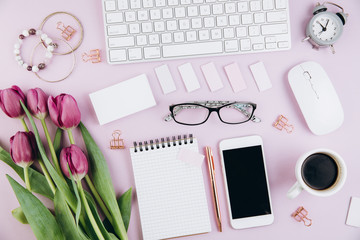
[164,105,261,123]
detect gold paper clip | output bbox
[82,49,101,63]
[110,130,125,149]
[56,21,76,41]
[292,206,312,227]
[273,115,294,133]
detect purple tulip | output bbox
[60,145,88,181]
[48,94,81,130]
[0,85,26,119]
[27,88,48,120]
[10,131,37,168]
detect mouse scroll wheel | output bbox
[303,71,312,80]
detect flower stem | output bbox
[24,166,31,191]
[85,175,113,224]
[77,181,104,240]
[40,119,61,175]
[20,118,29,132]
[67,129,75,145]
[38,159,56,194]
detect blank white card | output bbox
[89,74,156,125]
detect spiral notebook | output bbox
[130,134,211,240]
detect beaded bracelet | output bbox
[14,28,56,72]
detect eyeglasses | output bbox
[164,101,261,126]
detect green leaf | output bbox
[0,146,54,200]
[104,188,132,233]
[79,122,128,240]
[20,101,77,211]
[53,128,62,157]
[54,190,89,240]
[85,193,117,240]
[68,164,81,227]
[7,175,64,240]
[12,207,28,224]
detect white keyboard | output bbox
[102,0,291,64]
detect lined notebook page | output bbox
[130,138,211,240]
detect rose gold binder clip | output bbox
[56,21,76,41]
[273,115,294,133]
[110,130,125,149]
[292,206,312,227]
[82,49,101,63]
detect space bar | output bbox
[163,42,223,58]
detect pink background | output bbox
[1,0,360,239]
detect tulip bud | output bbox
[60,145,88,181]
[27,88,48,120]
[48,94,81,130]
[10,131,37,168]
[0,85,26,119]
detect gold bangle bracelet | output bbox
[30,38,76,83]
[39,11,84,55]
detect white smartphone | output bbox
[219,135,274,229]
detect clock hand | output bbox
[325,19,329,29]
[316,21,326,31]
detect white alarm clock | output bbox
[303,2,348,54]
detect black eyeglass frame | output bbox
[169,102,257,126]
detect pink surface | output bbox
[0,0,360,239]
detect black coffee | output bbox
[301,153,338,190]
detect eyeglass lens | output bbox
[172,103,254,125]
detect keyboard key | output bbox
[105,1,116,11]
[125,11,136,21]
[180,0,191,4]
[174,32,185,42]
[191,18,202,29]
[250,1,261,11]
[216,16,227,27]
[225,3,236,13]
[109,36,135,47]
[236,26,247,37]
[136,35,148,45]
[199,30,210,40]
[109,49,127,61]
[161,33,172,43]
[204,17,215,27]
[240,39,251,51]
[254,12,265,23]
[267,11,287,22]
[163,8,174,18]
[149,34,160,44]
[142,22,153,32]
[186,31,197,41]
[237,2,248,12]
[265,42,276,49]
[163,41,223,57]
[187,6,198,16]
[168,0,179,5]
[155,0,166,6]
[175,7,186,17]
[107,25,128,35]
[275,0,287,9]
[167,20,178,31]
[248,26,260,36]
[225,40,239,52]
[211,29,222,39]
[130,0,141,8]
[253,43,264,50]
[265,36,276,42]
[212,4,223,14]
[150,9,161,19]
[278,41,289,48]
[137,10,149,20]
[200,5,211,15]
[179,19,190,29]
[263,0,274,10]
[261,23,287,35]
[143,0,154,7]
[128,48,142,60]
[129,23,140,33]
[117,0,129,9]
[144,47,161,59]
[106,13,123,23]
[241,14,253,24]
[229,15,240,25]
[154,21,165,31]
[224,28,235,38]
[193,0,204,3]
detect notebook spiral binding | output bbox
[133,134,193,153]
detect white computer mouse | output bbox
[288,61,344,135]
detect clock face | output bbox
[311,13,342,44]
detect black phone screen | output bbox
[222,145,271,219]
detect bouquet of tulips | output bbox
[0,86,131,240]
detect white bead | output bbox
[14,49,20,54]
[18,39,23,44]
[18,60,24,66]
[47,45,55,52]
[45,38,52,45]
[36,30,42,36]
[32,66,39,73]
[15,56,22,61]
[41,33,48,40]
[23,63,28,69]
[14,43,20,49]
[22,30,29,37]
[45,52,53,59]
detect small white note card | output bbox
[89,74,156,125]
[178,63,200,92]
[346,197,360,227]
[155,64,176,94]
[201,62,223,92]
[249,61,272,92]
